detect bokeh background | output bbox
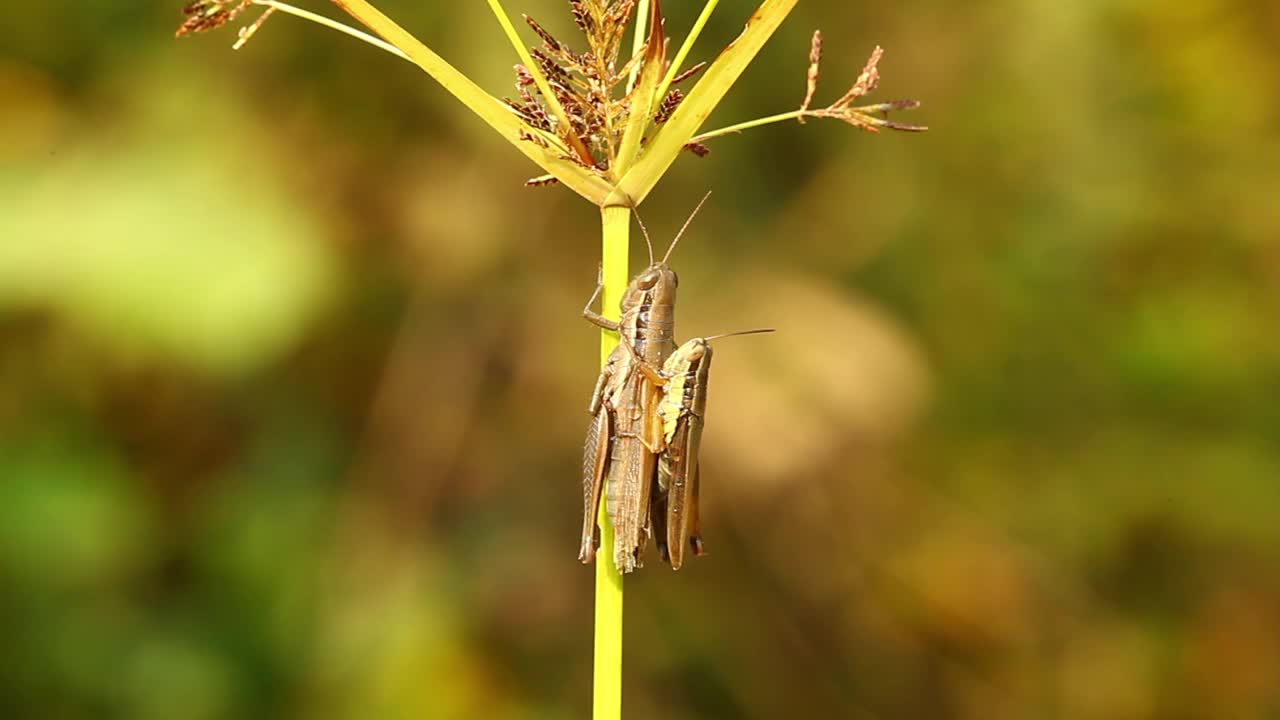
[3,1,1279,718]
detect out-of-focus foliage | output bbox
[1,1,1278,718]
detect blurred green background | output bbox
[2,1,1278,718]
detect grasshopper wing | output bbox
[662,415,704,570]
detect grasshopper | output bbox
[579,196,710,573]
[649,329,774,570]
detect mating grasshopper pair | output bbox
[578,197,772,573]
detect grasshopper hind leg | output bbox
[651,484,670,565]
[689,461,706,557]
[579,409,610,563]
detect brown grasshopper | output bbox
[579,197,709,573]
[648,329,774,570]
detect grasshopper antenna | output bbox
[633,209,656,265]
[661,191,713,265]
[703,328,776,342]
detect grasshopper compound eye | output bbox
[635,269,661,290]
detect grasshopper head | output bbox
[673,329,774,370]
[621,263,678,312]
[619,191,708,314]
[663,336,711,375]
[680,337,710,362]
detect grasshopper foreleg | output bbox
[582,265,620,332]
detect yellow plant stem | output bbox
[594,205,630,720]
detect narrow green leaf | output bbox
[610,0,800,205]
[653,0,720,107]
[628,0,652,91]
[613,0,666,180]
[330,0,611,204]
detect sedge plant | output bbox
[177,1,924,716]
